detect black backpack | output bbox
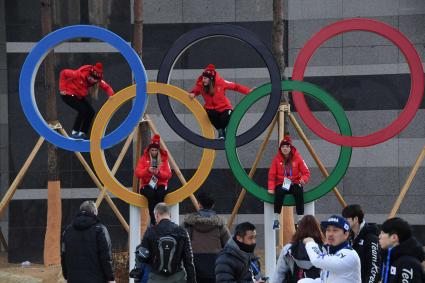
[152,228,183,276]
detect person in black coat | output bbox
[215,222,266,283]
[379,217,425,283]
[342,204,381,283]
[61,201,115,283]
[138,202,196,283]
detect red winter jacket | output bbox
[134,148,172,188]
[268,145,310,190]
[59,65,114,98]
[190,72,250,112]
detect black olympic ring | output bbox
[157,24,281,150]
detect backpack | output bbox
[152,228,182,276]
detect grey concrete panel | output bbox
[398,14,425,44]
[343,46,399,65]
[290,47,342,66]
[144,0,183,24]
[182,0,235,23]
[399,0,425,16]
[343,167,399,196]
[235,0,272,22]
[398,167,425,196]
[343,195,397,214]
[315,195,345,214]
[342,17,398,47]
[0,44,6,69]
[399,44,425,63]
[398,110,425,138]
[342,0,399,18]
[290,18,342,49]
[398,138,425,167]
[398,196,425,214]
[288,0,342,20]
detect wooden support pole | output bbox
[95,129,136,205]
[389,144,425,218]
[278,104,295,248]
[0,137,45,217]
[58,129,129,233]
[145,114,200,211]
[227,115,277,229]
[288,112,347,207]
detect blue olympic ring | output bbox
[19,25,148,152]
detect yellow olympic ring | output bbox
[90,82,216,207]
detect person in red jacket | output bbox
[268,135,310,230]
[188,64,251,139]
[59,62,114,140]
[134,134,172,225]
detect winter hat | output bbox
[279,135,293,148]
[148,134,161,149]
[202,64,216,80]
[91,62,103,79]
[321,215,350,232]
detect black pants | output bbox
[206,109,232,130]
[61,95,95,134]
[140,185,167,225]
[274,184,304,215]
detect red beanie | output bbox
[279,135,293,148]
[202,64,216,80]
[91,62,103,78]
[149,134,161,149]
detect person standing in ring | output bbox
[59,62,114,140]
[188,64,251,139]
[135,134,172,226]
[268,135,310,230]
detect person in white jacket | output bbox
[299,215,361,283]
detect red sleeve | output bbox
[223,80,251,94]
[157,160,171,180]
[298,156,310,184]
[190,84,202,96]
[268,157,278,190]
[99,80,114,97]
[134,155,149,179]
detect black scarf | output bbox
[234,236,256,253]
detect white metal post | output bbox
[129,205,141,283]
[170,203,179,225]
[304,201,315,216]
[264,202,276,279]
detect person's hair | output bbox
[149,148,162,168]
[154,202,170,216]
[342,204,364,223]
[292,215,325,244]
[203,79,215,96]
[197,192,214,209]
[381,217,412,243]
[234,222,256,238]
[80,200,97,215]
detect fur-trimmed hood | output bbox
[184,210,225,233]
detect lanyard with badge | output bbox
[148,158,158,189]
[282,163,292,191]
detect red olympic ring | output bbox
[292,18,424,147]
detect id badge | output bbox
[149,175,158,189]
[282,177,291,191]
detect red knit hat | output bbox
[148,134,161,149]
[202,64,216,80]
[279,135,293,148]
[91,62,103,79]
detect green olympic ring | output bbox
[225,80,352,204]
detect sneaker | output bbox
[79,133,89,140]
[273,219,280,230]
[70,133,83,140]
[218,129,225,140]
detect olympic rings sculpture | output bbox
[19,19,424,207]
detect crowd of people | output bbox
[61,200,424,283]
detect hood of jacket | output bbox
[72,211,99,230]
[287,241,316,270]
[183,209,225,233]
[384,237,425,263]
[357,222,380,240]
[276,143,300,162]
